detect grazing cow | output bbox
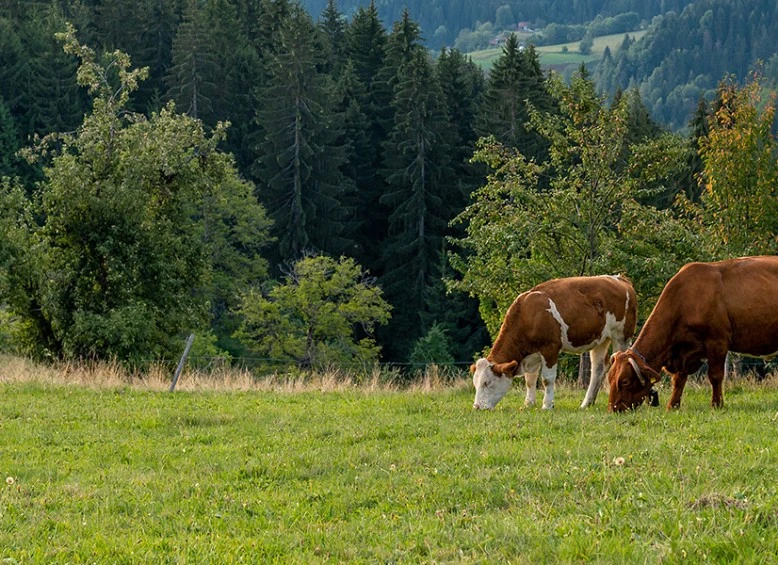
[471,275,637,410]
[608,256,778,412]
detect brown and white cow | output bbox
[471,275,637,410]
[608,256,778,412]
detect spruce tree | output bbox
[433,48,490,362]
[317,0,347,77]
[253,6,352,262]
[130,0,181,113]
[477,35,553,161]
[166,0,218,121]
[379,49,454,361]
[16,6,85,138]
[345,0,390,273]
[0,97,19,178]
[436,47,485,201]
[333,60,372,261]
[683,96,711,201]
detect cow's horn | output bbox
[627,357,644,384]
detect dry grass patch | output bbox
[0,355,473,393]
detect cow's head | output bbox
[471,358,519,410]
[607,350,661,412]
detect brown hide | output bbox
[608,256,778,411]
[487,275,637,372]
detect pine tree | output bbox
[333,60,372,261]
[0,97,19,178]
[12,6,85,138]
[317,0,347,77]
[683,96,711,201]
[199,0,262,170]
[477,35,553,160]
[253,6,352,262]
[345,0,390,273]
[166,0,218,121]
[130,0,181,113]
[379,49,455,360]
[431,47,489,363]
[436,47,485,200]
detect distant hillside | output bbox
[469,30,647,77]
[301,0,693,48]
[594,0,778,130]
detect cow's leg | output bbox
[540,362,557,410]
[524,371,539,407]
[667,372,688,409]
[580,341,610,408]
[522,356,542,407]
[707,352,728,408]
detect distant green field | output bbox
[469,30,648,71]
[1,376,778,562]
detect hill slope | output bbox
[594,0,778,130]
[301,0,692,48]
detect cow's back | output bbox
[523,275,636,350]
[719,256,778,355]
[661,256,778,356]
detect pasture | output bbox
[1,360,778,562]
[469,30,648,71]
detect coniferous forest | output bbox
[2,0,778,373]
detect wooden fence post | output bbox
[170,333,195,392]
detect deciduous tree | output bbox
[18,26,272,362]
[235,255,391,370]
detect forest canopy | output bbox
[1,0,777,372]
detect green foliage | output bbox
[166,0,219,121]
[451,70,695,332]
[13,26,272,363]
[379,48,455,360]
[596,0,778,130]
[235,255,391,370]
[253,6,352,262]
[408,323,454,366]
[0,179,35,352]
[0,97,19,178]
[686,75,778,257]
[578,31,594,55]
[476,36,553,159]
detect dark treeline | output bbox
[594,0,778,130]
[0,0,719,368]
[299,0,696,49]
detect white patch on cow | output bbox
[546,297,627,357]
[472,359,513,410]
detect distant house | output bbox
[517,22,534,32]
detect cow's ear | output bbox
[493,360,519,377]
[644,365,662,384]
[632,354,662,385]
[469,363,476,374]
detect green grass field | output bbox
[469,30,648,71]
[1,375,777,562]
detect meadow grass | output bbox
[469,30,648,71]
[1,357,777,563]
